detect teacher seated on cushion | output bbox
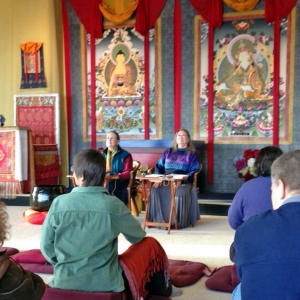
[148,128,201,229]
[102,130,133,205]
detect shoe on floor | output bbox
[171,285,182,297]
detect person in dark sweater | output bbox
[232,150,300,300]
[102,130,133,205]
[228,146,283,229]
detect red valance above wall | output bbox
[67,0,297,36]
[68,0,103,38]
[189,0,223,29]
[265,0,297,23]
[135,0,167,35]
[135,0,168,139]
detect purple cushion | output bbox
[12,249,48,263]
[42,287,128,300]
[168,259,207,287]
[19,262,54,274]
[42,287,172,300]
[10,251,202,296]
[0,247,19,256]
[11,249,53,274]
[205,265,240,293]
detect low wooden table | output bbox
[137,174,188,234]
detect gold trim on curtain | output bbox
[99,0,138,24]
[223,0,260,11]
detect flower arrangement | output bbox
[233,149,260,182]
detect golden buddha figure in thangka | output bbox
[214,35,273,111]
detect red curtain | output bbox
[90,34,96,149]
[135,0,167,35]
[188,0,223,29]
[272,13,281,147]
[68,0,103,148]
[265,0,297,23]
[264,0,297,146]
[189,0,223,184]
[143,33,150,139]
[135,0,167,139]
[174,0,182,132]
[207,23,214,184]
[68,0,103,38]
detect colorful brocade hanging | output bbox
[20,42,46,89]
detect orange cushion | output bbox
[23,208,48,225]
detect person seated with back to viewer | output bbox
[101,130,133,205]
[40,149,181,299]
[148,128,201,229]
[231,149,300,300]
[0,201,45,300]
[228,146,283,230]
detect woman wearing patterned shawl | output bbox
[148,129,201,229]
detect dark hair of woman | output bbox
[171,128,195,154]
[0,201,10,246]
[254,146,283,177]
[73,149,106,186]
[108,130,120,141]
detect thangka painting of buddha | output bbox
[84,25,162,140]
[195,12,294,143]
[215,35,272,111]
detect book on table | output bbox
[145,174,188,180]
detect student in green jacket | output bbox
[40,149,181,299]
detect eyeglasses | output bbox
[106,137,117,140]
[177,135,187,138]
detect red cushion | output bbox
[0,247,19,256]
[12,249,53,274]
[12,249,48,264]
[205,265,240,293]
[23,208,48,225]
[231,264,240,287]
[168,259,207,287]
[42,287,128,300]
[12,251,205,294]
[42,288,171,300]
[19,262,54,274]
